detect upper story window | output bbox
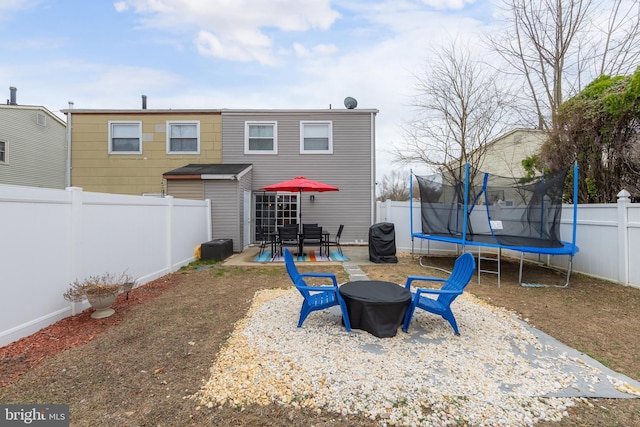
[109,121,142,154]
[245,121,277,154]
[167,121,200,154]
[300,121,333,154]
[0,140,6,163]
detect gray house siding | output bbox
[222,110,376,244]
[204,169,253,252]
[0,106,67,189]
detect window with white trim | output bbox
[300,121,332,153]
[109,121,142,154]
[245,121,277,154]
[167,121,200,154]
[0,140,6,163]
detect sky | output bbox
[0,0,499,179]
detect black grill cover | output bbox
[369,222,398,263]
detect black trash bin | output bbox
[369,223,398,263]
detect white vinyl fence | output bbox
[376,191,640,288]
[0,185,211,347]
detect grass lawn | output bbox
[1,252,639,426]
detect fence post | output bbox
[205,198,212,241]
[67,186,84,315]
[617,189,631,285]
[385,199,393,223]
[165,195,174,272]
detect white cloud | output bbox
[0,35,67,51]
[195,30,277,65]
[113,1,128,12]
[0,0,41,22]
[115,0,342,64]
[292,42,337,58]
[420,0,477,10]
[312,43,337,55]
[292,42,309,57]
[0,0,40,12]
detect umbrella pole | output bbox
[295,189,305,256]
[298,190,302,233]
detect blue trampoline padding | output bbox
[412,233,579,256]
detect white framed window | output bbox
[300,121,333,154]
[167,121,200,154]
[108,121,142,154]
[245,121,278,154]
[0,140,6,163]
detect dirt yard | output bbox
[1,252,639,426]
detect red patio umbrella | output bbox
[261,176,339,229]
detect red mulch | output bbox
[0,274,181,388]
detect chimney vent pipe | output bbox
[9,86,17,105]
[142,94,147,110]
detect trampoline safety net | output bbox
[415,167,569,249]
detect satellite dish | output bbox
[344,96,358,109]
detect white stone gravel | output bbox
[195,288,631,426]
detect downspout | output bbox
[371,111,376,226]
[66,101,74,188]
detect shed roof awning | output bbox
[163,163,252,180]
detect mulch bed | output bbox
[0,275,180,388]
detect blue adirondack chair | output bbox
[402,252,475,335]
[283,248,351,331]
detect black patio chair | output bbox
[301,226,324,256]
[256,227,274,256]
[277,225,300,256]
[326,224,344,255]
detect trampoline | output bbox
[411,163,579,287]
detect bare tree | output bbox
[394,40,515,180]
[488,0,640,130]
[376,170,414,201]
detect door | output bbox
[243,190,251,250]
[254,192,298,240]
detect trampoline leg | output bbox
[477,247,481,285]
[562,256,574,288]
[498,248,501,288]
[411,237,415,260]
[520,254,573,288]
[518,252,524,285]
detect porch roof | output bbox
[163,163,253,180]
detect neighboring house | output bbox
[478,128,548,177]
[0,87,67,189]
[66,105,379,252]
[63,107,223,196]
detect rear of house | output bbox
[66,105,378,253]
[220,109,378,248]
